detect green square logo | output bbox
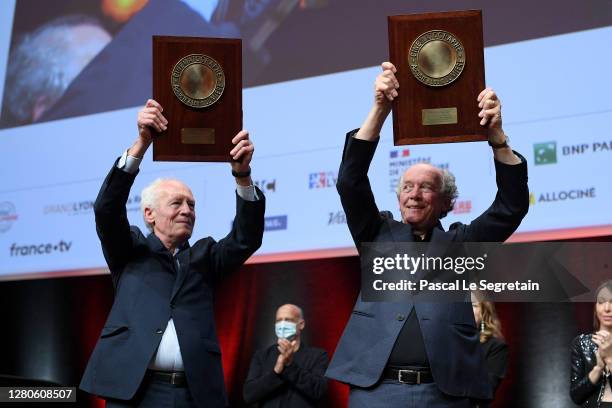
[533,142,557,165]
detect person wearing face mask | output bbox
[80,99,265,408]
[571,280,612,408]
[243,304,329,407]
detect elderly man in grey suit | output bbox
[325,62,529,407]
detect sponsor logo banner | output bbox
[254,179,277,193]
[0,202,18,233]
[532,187,596,204]
[265,215,288,231]
[308,172,337,189]
[327,211,346,225]
[9,240,72,257]
[534,140,611,165]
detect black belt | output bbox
[146,370,187,387]
[382,367,434,384]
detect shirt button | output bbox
[156,329,163,334]
[397,314,405,321]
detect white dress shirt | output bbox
[117,149,257,371]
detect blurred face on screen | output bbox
[147,180,196,248]
[398,164,449,234]
[596,287,612,330]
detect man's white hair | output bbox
[395,166,459,219]
[140,178,185,232]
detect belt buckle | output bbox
[170,372,178,385]
[397,369,420,385]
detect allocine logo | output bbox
[533,142,557,165]
[10,240,72,256]
[529,192,536,206]
[264,215,288,231]
[0,202,18,233]
[533,187,596,204]
[309,172,337,189]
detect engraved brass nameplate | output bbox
[181,128,215,144]
[422,107,458,125]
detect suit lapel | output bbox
[171,243,191,301]
[146,233,191,301]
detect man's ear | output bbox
[144,207,155,228]
[444,197,453,213]
[298,320,305,331]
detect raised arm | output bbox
[337,63,401,247]
[207,130,265,279]
[94,99,167,281]
[454,89,529,241]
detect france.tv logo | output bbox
[533,142,557,165]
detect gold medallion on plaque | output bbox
[171,54,225,108]
[408,30,465,87]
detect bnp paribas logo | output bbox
[533,142,557,165]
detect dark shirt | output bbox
[481,336,508,394]
[243,343,329,408]
[387,230,433,367]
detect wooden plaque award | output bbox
[152,36,242,161]
[388,10,486,145]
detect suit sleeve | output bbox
[570,335,600,404]
[243,349,285,404]
[336,129,384,248]
[280,349,329,401]
[452,152,529,242]
[208,188,265,281]
[93,161,138,285]
[484,340,508,394]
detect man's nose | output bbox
[407,187,421,199]
[179,202,193,215]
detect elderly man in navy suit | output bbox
[80,99,265,407]
[325,62,529,407]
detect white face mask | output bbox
[275,321,297,340]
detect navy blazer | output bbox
[80,163,265,408]
[325,131,528,400]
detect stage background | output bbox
[1,0,611,279]
[0,1,611,407]
[0,234,609,407]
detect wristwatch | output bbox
[232,167,252,178]
[488,135,509,149]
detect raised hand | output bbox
[137,99,167,142]
[229,130,254,175]
[375,62,400,107]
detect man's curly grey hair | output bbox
[395,167,459,219]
